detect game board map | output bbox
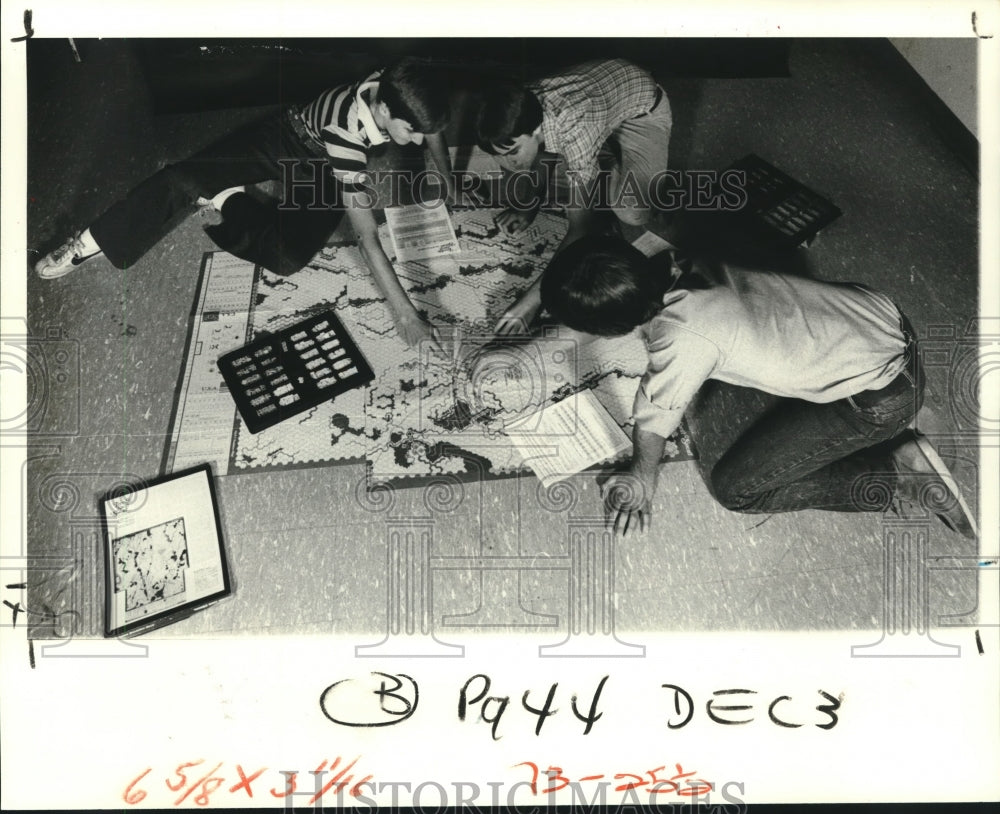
[163,209,696,487]
[113,517,189,615]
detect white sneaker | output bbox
[209,186,246,211]
[34,234,102,279]
[891,432,978,539]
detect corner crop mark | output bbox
[10,9,34,41]
[972,11,995,38]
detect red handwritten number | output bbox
[166,760,203,792]
[192,776,224,806]
[521,761,713,798]
[307,756,362,805]
[515,761,540,795]
[123,768,152,805]
[173,762,224,806]
[670,763,712,797]
[613,772,646,793]
[680,778,714,797]
[270,771,298,799]
[645,765,680,794]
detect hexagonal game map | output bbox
[163,209,696,485]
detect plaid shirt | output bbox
[529,59,659,186]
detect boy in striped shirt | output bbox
[34,57,455,349]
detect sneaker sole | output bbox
[912,434,978,538]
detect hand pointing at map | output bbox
[399,312,443,353]
[494,280,543,336]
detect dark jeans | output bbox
[710,314,922,513]
[204,191,343,277]
[89,110,342,274]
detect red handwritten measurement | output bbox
[517,761,713,797]
[123,757,373,807]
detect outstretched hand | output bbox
[494,295,540,337]
[398,313,442,353]
[601,471,655,538]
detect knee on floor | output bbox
[710,466,755,513]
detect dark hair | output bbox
[540,236,666,336]
[475,82,543,154]
[379,57,451,134]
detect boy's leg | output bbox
[710,352,923,514]
[88,111,317,269]
[204,190,344,276]
[608,88,672,227]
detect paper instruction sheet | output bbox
[505,388,633,487]
[631,229,676,258]
[385,200,460,262]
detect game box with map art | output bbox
[99,464,231,637]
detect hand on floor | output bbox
[601,471,655,538]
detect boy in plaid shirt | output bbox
[476,59,672,334]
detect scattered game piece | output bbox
[217,310,375,433]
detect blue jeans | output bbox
[710,315,922,514]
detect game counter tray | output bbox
[729,153,842,248]
[217,310,374,434]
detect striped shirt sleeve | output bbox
[300,83,372,196]
[321,128,369,194]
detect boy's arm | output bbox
[423,133,456,204]
[603,426,665,538]
[494,206,594,336]
[346,204,440,350]
[605,331,718,537]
